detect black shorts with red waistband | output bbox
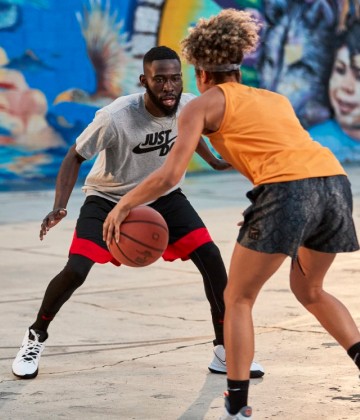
[69,189,213,265]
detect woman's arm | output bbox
[103,97,206,245]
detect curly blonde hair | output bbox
[181,9,261,70]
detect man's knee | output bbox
[194,241,222,260]
[63,254,94,288]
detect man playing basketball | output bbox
[11,46,264,380]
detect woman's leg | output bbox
[224,244,287,380]
[290,247,360,349]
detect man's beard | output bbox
[146,85,182,116]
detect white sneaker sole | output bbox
[208,361,265,379]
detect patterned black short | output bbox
[237,175,359,258]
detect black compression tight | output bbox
[31,254,94,332]
[189,242,227,345]
[31,243,227,343]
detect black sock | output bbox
[227,379,249,415]
[347,342,360,370]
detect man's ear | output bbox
[139,75,147,87]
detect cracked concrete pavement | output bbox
[0,169,359,419]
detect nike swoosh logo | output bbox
[216,355,226,365]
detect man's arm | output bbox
[195,137,231,170]
[39,144,86,240]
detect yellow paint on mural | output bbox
[0,47,9,66]
[159,0,201,54]
[158,0,221,173]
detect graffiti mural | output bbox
[0,0,132,190]
[0,0,359,190]
[308,2,360,161]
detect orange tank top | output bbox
[206,83,345,185]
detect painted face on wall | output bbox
[141,59,183,117]
[257,0,338,128]
[329,46,360,137]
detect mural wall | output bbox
[0,0,359,190]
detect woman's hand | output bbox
[237,211,245,227]
[103,204,130,247]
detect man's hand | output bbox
[39,208,67,240]
[103,205,130,247]
[208,158,232,171]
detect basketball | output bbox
[107,206,169,267]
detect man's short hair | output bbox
[143,46,180,65]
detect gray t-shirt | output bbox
[76,92,196,203]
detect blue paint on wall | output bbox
[0,0,135,190]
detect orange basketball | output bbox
[108,206,169,267]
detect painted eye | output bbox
[334,63,346,76]
[303,1,337,27]
[264,0,286,25]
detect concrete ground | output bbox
[0,168,359,420]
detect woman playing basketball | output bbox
[103,9,360,420]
